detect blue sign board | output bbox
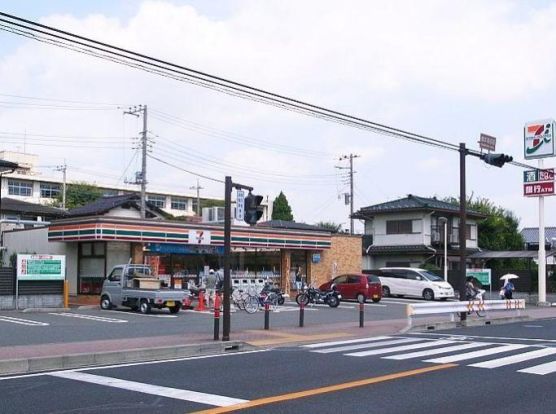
[312,253,321,263]
[146,243,224,255]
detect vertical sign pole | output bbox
[222,176,232,341]
[538,159,547,305]
[444,220,448,282]
[459,143,467,321]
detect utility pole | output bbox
[55,161,67,209]
[124,105,148,219]
[338,154,360,235]
[189,179,203,215]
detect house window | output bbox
[40,182,61,198]
[171,197,188,211]
[8,179,32,197]
[386,220,413,234]
[191,198,199,214]
[147,194,166,208]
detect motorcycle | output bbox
[295,285,340,308]
[260,283,285,306]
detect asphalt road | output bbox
[0,298,411,347]
[2,318,556,414]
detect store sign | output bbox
[524,119,555,159]
[524,181,555,197]
[523,168,555,183]
[146,243,224,255]
[17,254,66,280]
[466,269,491,286]
[312,253,321,264]
[188,230,211,245]
[479,133,496,151]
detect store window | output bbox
[8,179,32,197]
[171,197,188,211]
[78,242,106,295]
[40,182,61,198]
[147,194,166,208]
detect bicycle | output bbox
[465,289,486,317]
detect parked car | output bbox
[378,267,455,301]
[319,273,382,303]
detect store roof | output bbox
[258,220,331,233]
[469,250,556,259]
[353,194,485,219]
[1,197,66,217]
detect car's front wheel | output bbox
[100,295,112,310]
[423,289,435,301]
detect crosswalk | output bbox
[303,335,556,376]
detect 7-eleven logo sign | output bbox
[524,119,555,159]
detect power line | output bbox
[147,154,224,184]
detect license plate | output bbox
[372,294,379,299]
[166,301,175,307]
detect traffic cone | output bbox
[196,291,206,311]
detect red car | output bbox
[319,273,382,303]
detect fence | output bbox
[0,267,64,309]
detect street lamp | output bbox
[438,217,448,282]
[0,160,19,260]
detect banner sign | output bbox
[235,190,245,220]
[524,181,555,197]
[523,168,554,183]
[466,268,491,286]
[17,254,66,280]
[524,119,555,159]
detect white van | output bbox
[378,267,455,301]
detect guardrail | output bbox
[406,299,526,328]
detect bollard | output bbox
[299,301,304,327]
[213,293,221,340]
[359,302,364,328]
[264,302,270,330]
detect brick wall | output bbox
[311,234,362,287]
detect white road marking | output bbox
[314,338,423,354]
[470,348,556,369]
[303,336,392,349]
[408,332,556,344]
[0,315,49,326]
[49,371,247,407]
[347,340,455,357]
[49,312,127,323]
[424,344,529,363]
[523,325,544,328]
[103,310,177,318]
[384,342,491,360]
[518,360,556,375]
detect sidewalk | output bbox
[1,305,555,376]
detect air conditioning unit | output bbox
[431,231,440,242]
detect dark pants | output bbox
[504,290,513,299]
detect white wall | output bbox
[372,213,428,246]
[106,242,132,272]
[3,227,79,295]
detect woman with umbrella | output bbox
[500,274,518,299]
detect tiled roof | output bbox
[258,220,331,233]
[1,197,66,217]
[353,194,485,219]
[66,194,169,218]
[520,227,556,244]
[366,244,480,255]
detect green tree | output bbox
[272,191,293,221]
[56,182,103,209]
[315,221,343,233]
[443,196,525,269]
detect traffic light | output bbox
[482,153,513,168]
[244,193,264,225]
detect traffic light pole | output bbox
[459,143,467,322]
[222,176,253,342]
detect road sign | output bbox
[479,133,496,151]
[523,168,555,183]
[235,190,245,220]
[466,269,491,286]
[524,119,555,159]
[524,181,555,197]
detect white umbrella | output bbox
[500,273,519,281]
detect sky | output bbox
[1,0,556,231]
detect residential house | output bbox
[352,194,486,270]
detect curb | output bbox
[0,341,254,376]
[406,315,531,332]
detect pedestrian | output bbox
[503,280,515,300]
[295,266,302,291]
[465,277,478,300]
[205,269,217,307]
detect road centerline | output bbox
[190,364,457,414]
